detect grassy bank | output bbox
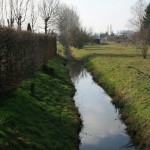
[72,43,150,150]
[0,55,81,150]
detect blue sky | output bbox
[61,0,149,33]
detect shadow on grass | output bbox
[81,53,142,61]
[83,44,150,59]
[0,55,80,150]
[84,45,111,51]
[83,44,132,51]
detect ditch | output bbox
[67,57,135,150]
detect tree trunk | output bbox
[45,20,48,34]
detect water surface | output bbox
[67,59,135,150]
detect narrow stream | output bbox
[67,58,135,150]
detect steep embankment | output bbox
[0,55,81,150]
[72,44,150,150]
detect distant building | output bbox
[100,33,108,44]
[116,30,134,42]
[92,34,100,44]
[93,37,100,44]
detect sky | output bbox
[61,0,149,34]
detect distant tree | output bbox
[56,3,93,48]
[30,0,37,32]
[128,0,149,59]
[142,3,150,28]
[138,2,150,58]
[56,4,80,45]
[38,0,60,34]
[12,0,30,30]
[134,29,149,58]
[128,0,147,31]
[0,0,5,26]
[6,0,15,28]
[68,26,93,49]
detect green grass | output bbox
[0,55,81,150]
[57,43,66,57]
[72,43,150,149]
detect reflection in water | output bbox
[67,59,135,150]
[66,47,87,83]
[67,58,87,83]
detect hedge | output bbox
[0,27,57,95]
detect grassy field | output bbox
[72,43,150,149]
[0,55,81,150]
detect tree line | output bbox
[0,0,93,49]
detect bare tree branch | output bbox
[127,0,147,31]
[0,0,5,26]
[38,0,60,34]
[30,0,38,32]
[5,0,15,28]
[12,0,30,30]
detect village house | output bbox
[100,33,108,44]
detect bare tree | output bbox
[56,4,93,48]
[134,27,149,58]
[30,0,37,32]
[12,0,30,30]
[38,0,60,34]
[128,0,147,31]
[56,4,80,45]
[5,0,15,28]
[0,0,5,26]
[128,0,150,59]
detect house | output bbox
[93,37,100,44]
[100,33,108,44]
[116,30,134,42]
